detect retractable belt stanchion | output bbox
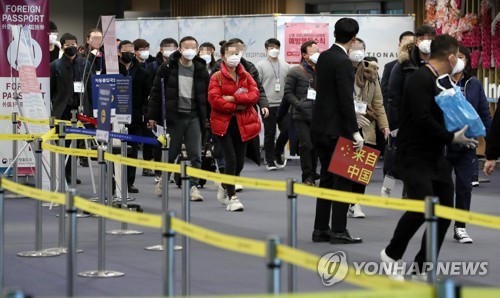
[181,161,190,296]
[66,189,77,297]
[286,178,297,293]
[17,138,60,258]
[79,144,124,278]
[425,196,439,285]
[107,126,142,235]
[0,180,5,293]
[44,117,58,207]
[163,211,176,297]
[11,112,18,184]
[70,111,90,218]
[267,236,281,294]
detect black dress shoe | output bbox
[66,178,82,185]
[128,185,139,193]
[312,229,332,242]
[330,229,362,244]
[142,169,155,176]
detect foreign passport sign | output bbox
[96,85,112,143]
[328,137,380,185]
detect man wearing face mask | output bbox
[117,40,151,194]
[311,18,363,244]
[133,38,156,70]
[146,36,209,202]
[50,33,91,184]
[49,21,62,63]
[380,35,478,282]
[256,38,290,171]
[85,28,105,75]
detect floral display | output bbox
[481,0,492,68]
[492,12,500,67]
[470,50,481,69]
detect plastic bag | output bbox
[434,75,486,138]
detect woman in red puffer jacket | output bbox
[208,40,261,212]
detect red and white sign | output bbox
[284,22,329,64]
[328,137,380,185]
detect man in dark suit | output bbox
[311,18,363,244]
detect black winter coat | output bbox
[146,51,208,128]
[284,64,316,123]
[118,60,150,126]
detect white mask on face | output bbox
[162,49,175,58]
[182,49,197,61]
[200,54,212,64]
[49,34,58,45]
[451,57,465,75]
[226,54,241,67]
[268,48,280,58]
[418,40,432,54]
[139,50,149,60]
[349,50,365,63]
[309,52,320,64]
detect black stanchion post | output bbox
[0,180,4,293]
[70,110,78,189]
[11,112,18,184]
[267,236,281,294]
[286,178,297,293]
[438,279,457,298]
[17,139,60,258]
[49,117,57,193]
[181,160,190,296]
[425,196,439,285]
[66,188,77,297]
[163,211,176,297]
[58,122,67,250]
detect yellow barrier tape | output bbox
[74,196,162,228]
[436,205,500,230]
[104,153,180,173]
[0,134,38,141]
[461,287,500,298]
[17,116,51,125]
[276,244,429,291]
[0,115,11,121]
[294,184,425,213]
[1,179,65,205]
[42,142,98,158]
[41,128,56,142]
[187,168,286,192]
[171,218,266,258]
[204,289,433,298]
[157,134,166,146]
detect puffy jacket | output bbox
[146,51,208,127]
[460,72,492,133]
[208,62,261,142]
[284,63,316,123]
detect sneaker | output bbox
[235,184,243,192]
[472,176,479,187]
[266,164,277,171]
[226,195,244,212]
[347,204,365,218]
[155,178,162,197]
[79,158,89,167]
[155,174,162,183]
[215,182,228,206]
[142,169,155,176]
[454,227,473,243]
[189,186,204,201]
[274,157,286,169]
[381,187,392,198]
[380,249,405,281]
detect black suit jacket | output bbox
[381,59,397,111]
[311,44,358,139]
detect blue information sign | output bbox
[96,85,112,143]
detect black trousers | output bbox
[312,133,353,232]
[385,157,454,266]
[294,119,317,181]
[142,126,162,175]
[263,106,287,164]
[217,117,247,197]
[126,124,140,186]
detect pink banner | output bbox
[0,0,49,78]
[284,22,329,64]
[101,15,119,75]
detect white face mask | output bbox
[268,48,280,58]
[139,50,149,60]
[200,54,212,64]
[349,50,365,63]
[451,57,465,75]
[418,40,432,54]
[226,54,241,68]
[182,48,197,61]
[309,52,320,64]
[49,33,58,45]
[162,49,174,58]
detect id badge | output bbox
[354,100,367,114]
[383,175,396,190]
[73,81,84,93]
[307,88,316,100]
[275,83,281,92]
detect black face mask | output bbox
[64,46,77,57]
[120,52,135,63]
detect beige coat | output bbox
[354,60,389,145]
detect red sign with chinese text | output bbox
[328,137,380,185]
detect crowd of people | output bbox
[48,17,500,280]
